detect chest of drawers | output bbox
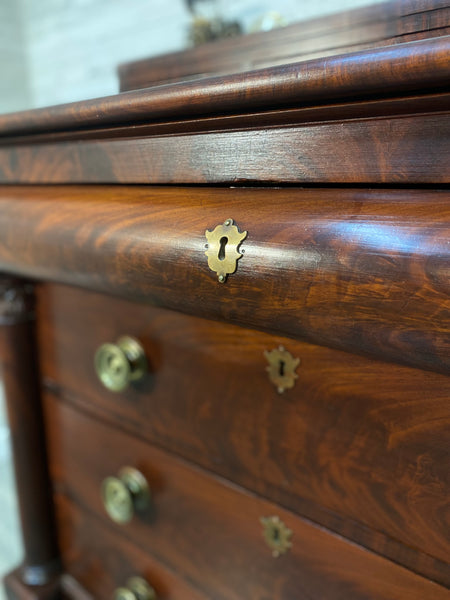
[0,3,449,599]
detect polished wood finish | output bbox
[38,286,450,584]
[0,187,447,374]
[1,111,448,184]
[0,279,60,590]
[0,91,447,146]
[0,5,449,598]
[55,496,207,600]
[35,283,450,585]
[0,40,449,186]
[0,38,448,139]
[0,37,448,186]
[43,395,450,600]
[119,1,450,90]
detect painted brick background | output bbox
[0,0,31,113]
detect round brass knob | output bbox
[95,336,147,392]
[114,577,157,600]
[102,467,151,524]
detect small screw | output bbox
[218,274,226,283]
[224,219,233,227]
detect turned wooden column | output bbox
[0,277,60,597]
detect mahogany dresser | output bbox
[0,2,449,599]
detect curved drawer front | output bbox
[1,186,449,373]
[44,396,450,600]
[37,283,450,573]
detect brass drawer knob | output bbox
[102,467,151,524]
[114,577,157,600]
[95,336,147,392]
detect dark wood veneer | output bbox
[1,112,448,184]
[119,1,450,91]
[55,496,207,600]
[0,187,447,374]
[0,279,60,593]
[35,283,450,585]
[44,396,450,600]
[0,5,448,597]
[0,38,448,138]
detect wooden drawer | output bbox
[55,493,206,600]
[5,186,449,374]
[36,283,450,577]
[43,394,450,600]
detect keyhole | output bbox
[272,527,280,541]
[218,236,228,261]
[278,360,286,377]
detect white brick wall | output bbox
[19,0,192,107]
[0,0,32,113]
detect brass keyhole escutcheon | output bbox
[95,336,147,392]
[264,346,300,393]
[114,577,157,600]
[205,218,247,282]
[261,516,293,557]
[102,467,151,524]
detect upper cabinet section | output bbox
[119,0,450,91]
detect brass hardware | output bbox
[188,16,242,46]
[264,346,300,393]
[186,0,242,46]
[261,516,293,558]
[102,467,150,524]
[95,336,147,392]
[114,577,157,600]
[205,218,247,282]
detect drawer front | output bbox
[5,186,449,374]
[55,493,206,600]
[43,395,450,600]
[37,283,450,571]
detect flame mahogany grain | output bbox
[0,112,448,184]
[43,396,450,600]
[0,187,447,374]
[0,8,448,597]
[35,283,450,587]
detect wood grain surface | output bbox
[55,495,207,600]
[0,186,448,374]
[36,283,450,585]
[0,111,448,184]
[43,395,450,600]
[0,37,448,138]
